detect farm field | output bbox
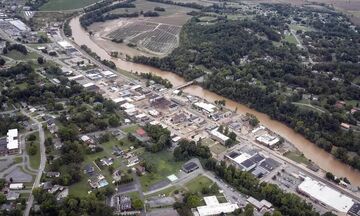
[88,0,194,57]
[107,21,181,54]
[40,0,101,11]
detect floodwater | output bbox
[70,16,360,186]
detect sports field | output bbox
[40,0,101,11]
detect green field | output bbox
[5,50,40,61]
[185,175,213,194]
[40,0,101,11]
[140,151,183,191]
[283,34,297,44]
[284,151,311,165]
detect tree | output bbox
[37,56,45,64]
[29,145,37,156]
[28,134,37,141]
[186,194,201,208]
[0,193,5,204]
[218,125,224,133]
[243,204,254,216]
[325,172,335,181]
[132,198,143,210]
[0,179,6,190]
[108,115,120,127]
[0,57,5,66]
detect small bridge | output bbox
[174,81,195,90]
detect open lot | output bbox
[40,0,101,11]
[184,175,213,193]
[140,151,183,191]
[26,133,41,170]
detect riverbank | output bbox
[68,16,360,186]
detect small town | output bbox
[0,0,360,216]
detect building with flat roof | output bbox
[256,135,280,148]
[196,196,239,216]
[7,129,19,154]
[210,128,230,145]
[182,162,199,173]
[297,177,354,213]
[194,102,217,113]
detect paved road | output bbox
[22,110,46,216]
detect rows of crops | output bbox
[107,21,157,39]
[107,20,181,54]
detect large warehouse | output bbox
[297,177,354,213]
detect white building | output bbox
[297,177,354,213]
[194,102,217,113]
[210,128,229,145]
[7,129,19,154]
[196,196,238,216]
[100,70,117,78]
[256,134,280,148]
[58,40,74,49]
[9,183,24,190]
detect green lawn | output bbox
[284,151,311,165]
[5,50,40,61]
[140,151,183,191]
[184,175,213,194]
[26,133,40,170]
[40,0,102,11]
[283,34,297,44]
[122,124,140,134]
[69,175,91,197]
[14,157,23,164]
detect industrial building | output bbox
[226,150,266,172]
[195,196,239,216]
[193,102,217,113]
[297,177,354,213]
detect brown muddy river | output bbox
[70,16,360,186]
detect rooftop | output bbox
[298,177,354,213]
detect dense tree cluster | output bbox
[79,0,136,28]
[63,19,72,37]
[80,45,116,69]
[4,43,28,55]
[143,11,160,17]
[140,72,173,88]
[143,124,172,152]
[32,188,114,215]
[145,0,205,10]
[173,139,211,161]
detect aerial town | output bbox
[0,0,360,216]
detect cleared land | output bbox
[40,0,101,11]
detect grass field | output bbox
[283,34,298,44]
[26,133,40,170]
[122,124,140,134]
[5,50,40,61]
[284,151,311,165]
[40,0,101,11]
[185,175,213,194]
[140,151,183,191]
